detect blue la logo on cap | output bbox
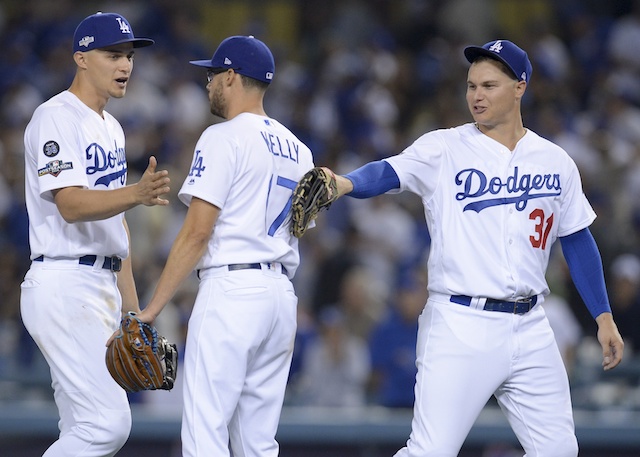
[73,12,154,53]
[189,35,275,84]
[463,39,532,84]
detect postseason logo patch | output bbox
[43,140,60,157]
[38,160,73,178]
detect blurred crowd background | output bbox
[2,0,640,432]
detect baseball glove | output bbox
[105,312,178,393]
[290,167,338,238]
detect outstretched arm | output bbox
[560,228,624,370]
[53,156,170,222]
[327,160,400,199]
[290,161,400,238]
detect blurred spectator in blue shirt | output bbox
[368,265,428,408]
[292,306,371,408]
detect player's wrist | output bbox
[595,311,614,326]
[334,174,353,196]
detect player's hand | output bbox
[133,309,156,326]
[596,312,624,370]
[136,156,170,206]
[330,169,354,197]
[106,327,121,347]
[106,309,154,347]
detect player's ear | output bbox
[73,51,88,69]
[225,69,239,87]
[515,80,527,99]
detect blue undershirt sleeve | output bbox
[559,227,611,319]
[344,161,400,199]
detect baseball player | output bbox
[134,36,314,457]
[308,40,624,456]
[20,12,170,457]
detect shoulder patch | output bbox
[38,160,73,177]
[43,141,60,157]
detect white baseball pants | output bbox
[181,266,297,457]
[394,294,579,457]
[20,260,131,457]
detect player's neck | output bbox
[68,83,108,117]
[223,86,267,120]
[226,102,267,120]
[475,119,526,151]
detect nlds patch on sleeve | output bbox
[43,140,60,157]
[38,160,73,177]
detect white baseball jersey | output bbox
[21,89,133,456]
[24,90,129,259]
[177,112,313,457]
[178,112,314,277]
[386,122,586,456]
[385,122,596,299]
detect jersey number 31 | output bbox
[529,208,554,250]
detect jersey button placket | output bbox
[504,187,520,287]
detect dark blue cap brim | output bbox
[189,59,214,68]
[85,37,155,51]
[129,38,155,48]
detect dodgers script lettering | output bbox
[85,140,127,186]
[455,166,561,212]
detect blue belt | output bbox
[228,263,288,276]
[450,294,537,314]
[33,255,122,272]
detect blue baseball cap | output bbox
[464,39,532,84]
[190,35,275,84]
[73,12,154,53]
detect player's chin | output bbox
[109,87,127,99]
[111,81,129,96]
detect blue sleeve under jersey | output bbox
[559,228,611,319]
[344,161,400,198]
